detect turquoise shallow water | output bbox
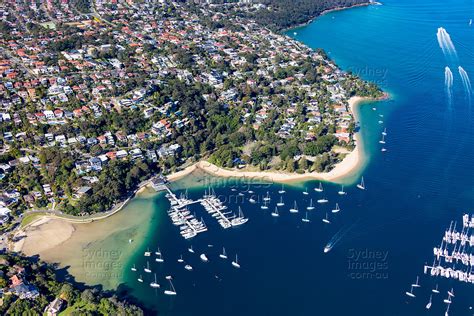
[118,1,474,315]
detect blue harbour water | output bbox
[122,1,474,315]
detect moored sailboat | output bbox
[263,191,271,201]
[278,184,286,194]
[322,213,331,224]
[164,279,177,296]
[405,285,416,297]
[271,206,280,217]
[144,261,152,273]
[302,212,310,223]
[277,196,285,206]
[131,264,137,272]
[150,273,160,288]
[314,182,323,192]
[357,177,366,190]
[338,185,346,195]
[289,201,299,213]
[426,294,432,309]
[332,203,340,213]
[307,199,315,210]
[219,247,228,259]
[231,254,241,268]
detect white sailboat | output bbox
[231,254,241,268]
[261,199,269,210]
[177,255,184,263]
[382,128,387,136]
[381,147,387,152]
[131,264,137,272]
[307,199,315,210]
[405,285,416,297]
[322,213,331,224]
[164,279,177,296]
[426,294,432,309]
[155,247,161,256]
[432,284,440,294]
[317,197,328,204]
[445,303,450,316]
[447,288,454,297]
[303,188,309,195]
[289,201,299,213]
[278,184,286,194]
[302,212,310,223]
[412,276,420,288]
[249,196,256,204]
[277,196,285,206]
[137,275,144,283]
[231,207,249,226]
[379,134,386,144]
[144,261,152,273]
[332,203,340,213]
[150,273,160,288]
[184,264,193,271]
[314,182,323,192]
[219,247,228,259]
[356,177,366,190]
[443,294,452,304]
[263,191,271,201]
[155,253,164,263]
[271,206,280,217]
[188,245,194,253]
[338,185,346,195]
[144,248,151,256]
[200,253,209,262]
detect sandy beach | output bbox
[165,96,371,184]
[13,218,75,255]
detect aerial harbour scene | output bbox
[0,0,473,315]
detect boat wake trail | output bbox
[458,66,472,105]
[436,27,458,61]
[323,221,359,253]
[444,66,454,108]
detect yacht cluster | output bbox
[405,214,474,315]
[424,214,474,284]
[131,245,242,296]
[165,188,249,239]
[254,179,366,227]
[405,275,455,315]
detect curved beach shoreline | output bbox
[168,96,375,184]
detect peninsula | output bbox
[0,0,382,228]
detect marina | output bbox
[164,186,248,239]
[423,214,474,284]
